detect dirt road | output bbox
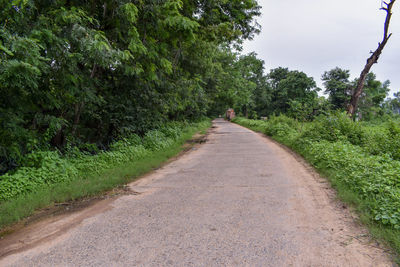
[0,119,394,266]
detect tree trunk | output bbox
[71,102,84,137]
[347,0,396,118]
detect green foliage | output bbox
[242,66,391,122]
[358,73,391,120]
[301,112,363,145]
[305,141,400,229]
[384,92,400,115]
[196,0,261,42]
[0,151,78,201]
[266,67,320,117]
[361,120,400,160]
[0,0,262,173]
[322,68,391,118]
[322,67,352,110]
[0,119,211,229]
[0,120,209,202]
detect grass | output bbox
[234,118,400,261]
[0,121,211,230]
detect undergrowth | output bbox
[0,119,211,229]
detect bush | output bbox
[304,141,400,229]
[301,112,363,145]
[0,152,78,201]
[0,120,207,202]
[358,119,400,160]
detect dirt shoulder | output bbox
[0,130,209,259]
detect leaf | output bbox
[0,43,14,56]
[121,3,139,23]
[11,0,28,8]
[160,58,172,74]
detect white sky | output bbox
[242,0,400,98]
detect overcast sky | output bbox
[242,0,400,98]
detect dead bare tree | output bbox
[347,0,396,118]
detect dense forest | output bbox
[0,0,264,173]
[0,0,266,227]
[2,0,400,175]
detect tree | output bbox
[195,0,261,43]
[268,68,319,115]
[0,0,263,173]
[347,0,396,117]
[235,52,268,117]
[357,73,390,119]
[322,67,352,110]
[383,92,400,115]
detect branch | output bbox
[382,0,396,41]
[347,0,396,117]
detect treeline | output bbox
[228,64,398,122]
[0,0,261,173]
[1,0,399,175]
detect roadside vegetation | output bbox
[0,0,260,228]
[1,0,400,258]
[0,119,210,229]
[233,115,400,255]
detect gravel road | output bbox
[0,119,394,266]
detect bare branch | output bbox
[347,0,396,117]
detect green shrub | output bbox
[304,141,400,229]
[0,153,78,201]
[358,119,400,161]
[361,125,391,157]
[386,121,400,160]
[301,112,363,145]
[0,120,208,202]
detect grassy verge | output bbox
[308,162,400,258]
[0,120,211,230]
[233,117,400,259]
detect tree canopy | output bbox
[0,0,262,173]
[0,0,397,174]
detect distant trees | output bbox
[383,92,400,115]
[357,73,390,119]
[244,64,393,122]
[223,65,324,121]
[267,68,320,118]
[321,67,392,119]
[322,68,352,110]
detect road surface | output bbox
[0,119,393,266]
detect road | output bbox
[0,119,393,266]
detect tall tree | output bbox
[268,68,319,115]
[347,0,396,117]
[322,67,352,110]
[235,52,267,117]
[0,0,263,173]
[357,73,390,119]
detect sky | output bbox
[242,0,400,98]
